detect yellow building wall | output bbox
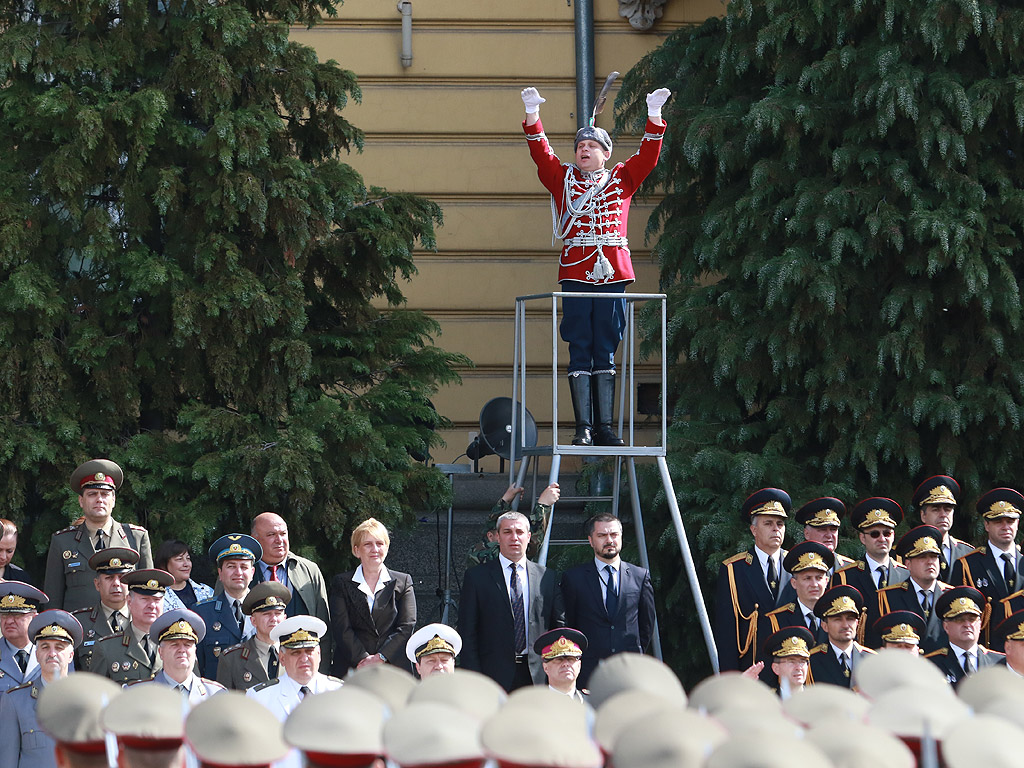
[292,0,721,466]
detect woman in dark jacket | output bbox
[330,517,416,674]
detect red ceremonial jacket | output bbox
[523,118,666,285]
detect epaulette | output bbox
[194,596,217,607]
[222,642,245,654]
[326,675,343,684]
[878,582,908,593]
[201,678,227,692]
[924,647,948,658]
[125,676,156,687]
[936,580,953,591]
[723,552,753,566]
[94,632,123,645]
[8,680,35,693]
[55,525,79,535]
[766,603,795,616]
[124,523,147,531]
[856,644,877,655]
[837,561,864,572]
[71,607,93,616]
[251,678,281,692]
[964,547,984,556]
[835,553,855,565]
[809,644,828,656]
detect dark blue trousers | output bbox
[560,281,627,374]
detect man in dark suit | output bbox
[458,509,564,691]
[43,459,153,612]
[560,513,655,686]
[951,488,1024,607]
[913,475,973,583]
[250,512,331,671]
[876,525,951,652]
[924,585,1004,684]
[713,488,793,671]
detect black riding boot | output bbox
[592,371,625,447]
[567,374,593,446]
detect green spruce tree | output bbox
[0,0,465,574]
[617,0,1024,680]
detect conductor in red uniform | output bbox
[521,84,670,447]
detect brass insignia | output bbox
[243,671,252,681]
[63,550,72,559]
[94,472,105,481]
[228,543,242,553]
[266,596,278,605]
[31,687,38,699]
[145,579,159,589]
[132,661,138,669]
[228,535,241,541]
[214,647,221,656]
[844,668,851,678]
[110,558,122,567]
[213,622,221,631]
[112,662,120,672]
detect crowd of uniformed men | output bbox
[7,460,1024,766]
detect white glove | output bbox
[646,88,671,118]
[521,87,546,115]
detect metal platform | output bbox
[507,291,720,672]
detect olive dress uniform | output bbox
[72,602,130,672]
[216,637,275,690]
[90,621,162,684]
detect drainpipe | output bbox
[398,1,413,68]
[574,0,595,128]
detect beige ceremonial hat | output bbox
[853,648,951,699]
[409,668,507,720]
[782,684,870,727]
[942,713,1024,768]
[385,701,486,767]
[284,686,388,763]
[706,735,832,768]
[687,672,780,715]
[186,692,289,766]
[805,719,915,768]
[713,708,802,740]
[586,652,686,709]
[102,684,185,749]
[37,672,122,753]
[594,689,681,755]
[482,690,601,768]
[345,663,417,713]
[957,665,1024,711]
[611,708,727,768]
[867,685,970,738]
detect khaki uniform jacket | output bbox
[43,518,153,612]
[216,637,274,691]
[90,622,162,684]
[72,603,128,672]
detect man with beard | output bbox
[137,608,225,704]
[535,627,588,703]
[809,585,875,688]
[560,513,655,686]
[72,546,139,671]
[0,610,83,768]
[924,585,1004,684]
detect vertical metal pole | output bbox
[574,0,595,128]
[552,294,560,450]
[511,299,522,487]
[661,298,667,450]
[611,455,622,518]
[657,455,719,672]
[626,457,663,659]
[539,454,561,566]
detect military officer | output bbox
[833,497,908,636]
[43,459,153,612]
[406,622,462,679]
[873,610,926,653]
[876,525,951,651]
[764,541,834,643]
[913,475,973,583]
[0,581,47,691]
[809,585,876,687]
[134,608,225,704]
[35,673,122,768]
[72,546,139,671]
[951,488,1024,607]
[90,568,172,684]
[924,585,1004,684]
[195,533,261,678]
[0,610,83,768]
[793,497,853,574]
[762,626,813,699]
[217,581,290,690]
[714,488,792,671]
[246,615,342,721]
[535,627,588,703]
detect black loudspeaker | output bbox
[466,398,537,461]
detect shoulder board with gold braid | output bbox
[923,647,948,658]
[936,580,953,591]
[878,582,908,594]
[963,547,983,557]
[8,680,34,693]
[765,603,795,617]
[722,551,753,566]
[837,560,865,573]
[855,643,877,655]
[326,675,343,684]
[808,643,828,656]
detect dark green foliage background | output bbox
[616,0,1024,682]
[0,0,464,578]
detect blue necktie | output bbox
[605,565,618,617]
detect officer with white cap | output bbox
[134,608,226,704]
[406,622,462,679]
[246,615,341,721]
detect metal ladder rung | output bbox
[545,539,590,547]
[555,495,614,503]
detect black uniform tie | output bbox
[15,649,28,674]
[268,647,279,678]
[1003,553,1016,593]
[604,565,618,617]
[876,566,887,590]
[233,599,244,633]
[766,557,779,599]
